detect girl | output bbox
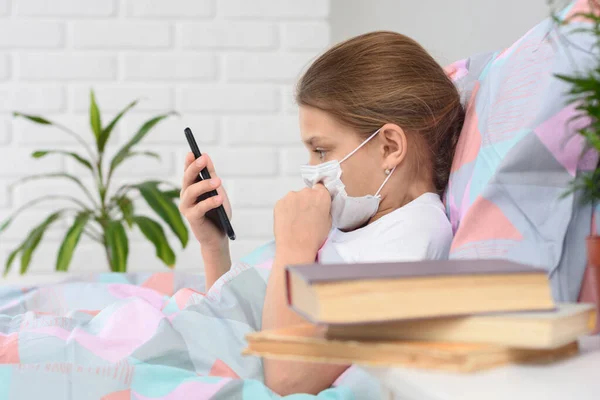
[179,31,464,396]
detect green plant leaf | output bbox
[161,189,180,199]
[111,151,162,170]
[4,244,24,277]
[99,99,138,153]
[14,112,95,158]
[117,196,134,228]
[109,112,176,176]
[0,217,12,235]
[90,90,102,142]
[133,216,176,267]
[0,196,91,238]
[109,181,179,211]
[32,150,93,171]
[136,182,188,248]
[127,151,161,160]
[55,213,90,272]
[12,112,52,125]
[20,211,63,274]
[14,173,97,207]
[105,220,129,273]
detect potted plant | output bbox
[0,90,188,274]
[555,0,600,332]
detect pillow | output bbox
[444,0,598,301]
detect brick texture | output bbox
[17,53,117,81]
[0,54,9,80]
[224,116,299,145]
[0,0,8,15]
[179,22,277,49]
[224,52,315,82]
[0,148,63,177]
[0,179,8,208]
[13,114,100,146]
[280,147,308,175]
[72,22,171,49]
[123,53,216,81]
[125,0,214,18]
[0,0,331,274]
[70,86,174,112]
[0,21,64,48]
[179,84,279,112]
[218,0,329,18]
[0,85,65,112]
[121,114,218,144]
[16,0,116,17]
[0,117,9,145]
[281,22,331,50]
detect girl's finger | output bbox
[184,151,195,170]
[189,194,223,219]
[182,155,208,189]
[202,153,219,177]
[181,178,221,208]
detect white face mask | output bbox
[300,128,396,231]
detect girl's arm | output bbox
[179,152,234,291]
[201,241,232,290]
[262,185,347,396]
[262,248,349,396]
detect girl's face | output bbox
[299,105,393,198]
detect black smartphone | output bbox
[184,127,236,240]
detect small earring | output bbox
[384,169,391,175]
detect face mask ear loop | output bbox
[339,128,382,164]
[375,166,396,197]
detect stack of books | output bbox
[244,260,596,372]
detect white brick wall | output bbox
[178,84,279,112]
[179,22,277,49]
[223,116,299,145]
[0,54,10,80]
[282,22,330,50]
[224,52,315,81]
[71,22,172,49]
[125,0,214,18]
[219,0,329,18]
[0,118,9,145]
[17,53,118,80]
[0,85,66,112]
[15,0,117,17]
[0,0,8,16]
[0,21,64,48]
[0,0,331,277]
[122,53,217,81]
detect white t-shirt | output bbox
[317,192,452,264]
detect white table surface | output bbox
[365,335,600,400]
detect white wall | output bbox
[0,0,330,276]
[331,0,551,65]
[0,0,563,278]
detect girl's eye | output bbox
[315,149,327,161]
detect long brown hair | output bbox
[296,31,464,196]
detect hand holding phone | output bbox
[182,127,236,241]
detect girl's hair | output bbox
[296,31,465,196]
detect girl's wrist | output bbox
[201,236,229,256]
[201,240,231,270]
[274,244,317,267]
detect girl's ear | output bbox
[379,123,407,170]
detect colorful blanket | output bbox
[0,242,380,399]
